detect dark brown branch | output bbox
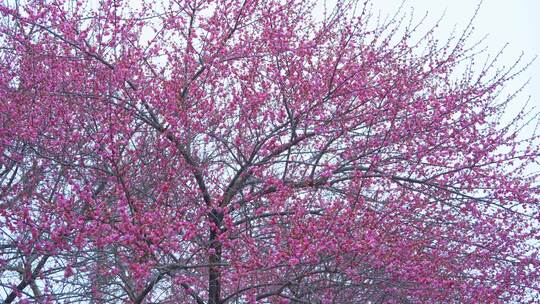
[4,255,49,304]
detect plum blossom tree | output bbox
[0,0,539,303]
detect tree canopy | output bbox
[1,0,539,303]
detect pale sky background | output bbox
[366,1,540,176]
[372,0,540,118]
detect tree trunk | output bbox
[208,209,223,304]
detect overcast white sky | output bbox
[372,0,540,111]
[366,0,540,176]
